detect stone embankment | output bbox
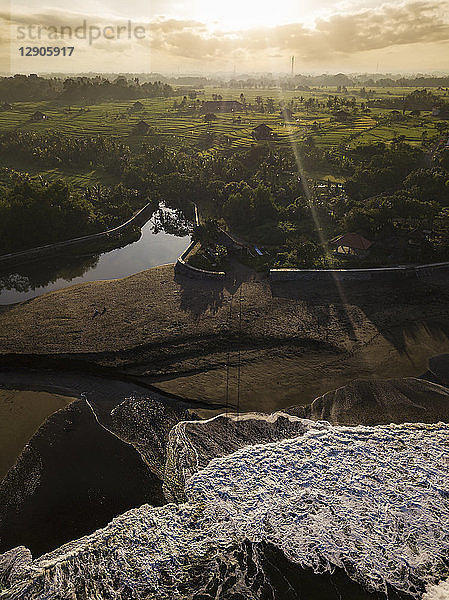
[175,241,225,281]
[270,261,449,281]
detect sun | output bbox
[195,0,301,30]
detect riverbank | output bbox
[1,264,448,410]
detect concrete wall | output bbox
[0,203,155,271]
[175,241,226,281]
[270,262,449,282]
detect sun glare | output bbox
[196,0,300,30]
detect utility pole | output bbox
[291,56,294,76]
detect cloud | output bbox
[1,0,449,64]
[146,0,449,61]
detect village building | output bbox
[130,101,144,113]
[331,233,373,257]
[133,120,152,135]
[31,111,47,121]
[252,124,274,141]
[333,110,351,122]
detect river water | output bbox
[0,206,191,305]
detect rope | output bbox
[236,284,243,418]
[225,291,233,418]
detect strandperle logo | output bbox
[16,20,148,45]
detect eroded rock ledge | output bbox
[1,421,448,600]
[1,370,449,599]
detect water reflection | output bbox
[0,255,101,294]
[151,207,192,237]
[0,206,191,305]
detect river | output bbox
[0,205,191,305]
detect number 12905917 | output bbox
[19,47,74,56]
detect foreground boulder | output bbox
[1,422,448,600]
[299,377,449,425]
[92,394,190,480]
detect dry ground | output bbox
[0,265,448,412]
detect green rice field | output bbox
[0,85,447,186]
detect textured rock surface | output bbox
[0,547,31,589]
[94,394,190,480]
[424,578,449,600]
[163,411,314,502]
[1,422,448,600]
[298,377,449,425]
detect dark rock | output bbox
[296,377,449,425]
[163,411,313,502]
[0,399,165,557]
[428,354,449,387]
[92,394,190,480]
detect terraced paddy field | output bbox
[0,86,444,141]
[0,96,307,150]
[0,86,446,187]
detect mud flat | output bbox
[0,265,448,410]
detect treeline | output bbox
[0,177,94,252]
[337,142,449,264]
[0,171,154,253]
[1,130,448,265]
[0,132,129,172]
[280,74,449,89]
[368,89,449,111]
[0,74,174,103]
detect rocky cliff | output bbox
[299,377,449,425]
[1,368,449,600]
[1,420,448,600]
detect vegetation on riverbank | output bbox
[0,81,448,263]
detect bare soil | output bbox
[0,265,448,411]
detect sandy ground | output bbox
[0,265,448,411]
[0,389,75,479]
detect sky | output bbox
[1,0,449,73]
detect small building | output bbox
[200,100,243,114]
[31,111,46,121]
[331,233,373,256]
[334,110,350,122]
[252,123,274,141]
[132,120,152,135]
[130,101,144,113]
